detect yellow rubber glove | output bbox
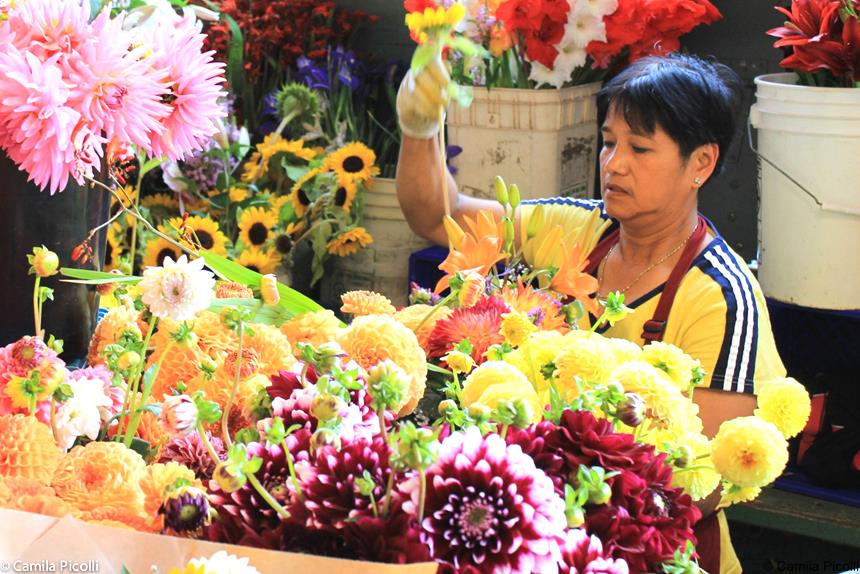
[396,55,451,139]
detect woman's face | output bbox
[599,105,701,223]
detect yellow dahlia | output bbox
[337,314,427,416]
[191,311,239,358]
[324,142,379,184]
[716,484,762,510]
[711,416,788,488]
[51,441,146,516]
[473,381,543,423]
[610,361,698,433]
[461,361,534,407]
[503,330,568,396]
[237,247,279,275]
[606,337,642,363]
[140,462,203,520]
[341,290,396,316]
[500,282,567,333]
[327,227,373,257]
[0,414,62,484]
[500,310,537,347]
[0,476,74,517]
[553,334,615,398]
[394,304,452,349]
[87,299,145,365]
[443,350,475,375]
[754,377,811,439]
[641,341,698,394]
[669,433,721,501]
[238,207,278,249]
[280,310,343,357]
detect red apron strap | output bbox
[584,226,621,276]
[640,215,709,343]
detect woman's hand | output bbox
[396,56,451,140]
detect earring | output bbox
[693,177,702,187]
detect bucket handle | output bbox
[747,110,860,218]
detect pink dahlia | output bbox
[69,364,123,420]
[158,431,225,481]
[426,296,509,365]
[141,13,227,160]
[8,336,56,372]
[68,10,171,151]
[414,426,566,574]
[1,0,92,59]
[559,529,629,574]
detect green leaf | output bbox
[448,36,486,59]
[224,14,245,96]
[284,163,309,184]
[139,157,165,179]
[427,362,453,376]
[410,44,435,74]
[60,267,141,285]
[129,437,152,458]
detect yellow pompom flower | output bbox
[503,330,567,395]
[500,310,537,348]
[474,381,543,424]
[0,415,62,484]
[395,304,452,349]
[280,310,342,357]
[716,484,762,510]
[641,341,698,393]
[711,416,788,488]
[606,337,642,363]
[754,377,811,439]
[670,433,721,501]
[553,334,615,398]
[341,290,396,316]
[442,350,475,375]
[461,361,533,407]
[337,314,427,416]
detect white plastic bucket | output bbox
[750,73,860,310]
[320,177,430,308]
[446,83,601,200]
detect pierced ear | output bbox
[694,143,719,180]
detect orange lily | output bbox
[550,241,600,315]
[435,210,507,294]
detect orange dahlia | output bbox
[215,281,254,299]
[140,462,203,522]
[147,323,208,400]
[501,282,567,333]
[426,296,509,365]
[395,304,453,350]
[51,441,146,517]
[191,311,239,358]
[340,290,396,317]
[337,315,427,416]
[0,414,62,484]
[87,299,146,365]
[0,476,74,517]
[242,323,296,376]
[280,310,342,356]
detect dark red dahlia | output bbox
[416,427,566,573]
[549,410,655,474]
[559,528,629,574]
[505,420,567,494]
[339,499,431,564]
[268,366,318,401]
[158,431,225,481]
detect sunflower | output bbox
[289,168,319,218]
[238,207,277,249]
[140,193,180,218]
[143,237,183,268]
[326,227,373,257]
[164,215,229,255]
[324,142,379,184]
[104,231,122,271]
[271,193,293,221]
[332,178,358,213]
[228,186,250,203]
[237,248,279,275]
[241,133,317,183]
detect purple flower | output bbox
[297,56,330,91]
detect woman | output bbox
[396,53,787,574]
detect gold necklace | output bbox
[597,223,698,298]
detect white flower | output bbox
[139,254,215,321]
[183,551,260,574]
[564,9,607,47]
[54,377,113,451]
[575,0,619,18]
[161,160,189,194]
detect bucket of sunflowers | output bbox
[0,169,811,573]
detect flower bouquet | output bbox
[0,177,811,573]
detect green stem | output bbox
[274,109,300,138]
[500,423,509,439]
[33,276,41,338]
[589,310,608,334]
[197,423,222,464]
[247,473,292,521]
[222,321,244,448]
[128,158,144,270]
[280,439,304,503]
[124,339,173,448]
[377,408,388,444]
[417,465,427,523]
[415,292,455,332]
[119,316,157,441]
[381,471,395,518]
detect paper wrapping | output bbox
[0,508,438,573]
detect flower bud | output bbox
[366,359,408,412]
[494,176,508,206]
[606,381,625,397]
[438,399,458,416]
[158,394,199,437]
[444,350,475,375]
[159,485,212,534]
[512,398,535,428]
[443,215,465,250]
[310,394,343,423]
[310,427,342,455]
[467,403,491,421]
[526,205,545,240]
[457,271,484,308]
[224,347,260,379]
[314,342,345,373]
[213,117,231,149]
[566,505,585,528]
[673,445,695,469]
[503,217,515,248]
[117,350,141,371]
[29,246,59,278]
[618,392,645,427]
[213,462,245,493]
[508,183,520,210]
[589,482,612,506]
[260,274,280,305]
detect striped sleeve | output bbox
[699,244,759,394]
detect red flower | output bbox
[426,296,509,365]
[403,0,439,12]
[559,528,630,574]
[550,410,656,474]
[340,499,431,564]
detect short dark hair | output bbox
[597,53,743,176]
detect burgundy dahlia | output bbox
[505,421,567,494]
[268,366,318,401]
[340,499,431,564]
[158,431,225,480]
[559,528,629,574]
[416,426,566,574]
